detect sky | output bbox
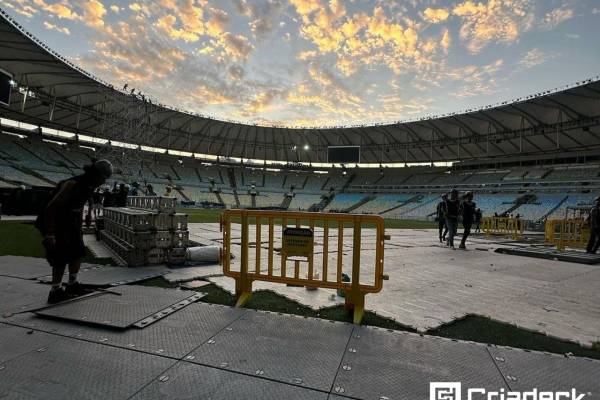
[1,0,599,128]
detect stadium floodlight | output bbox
[304,144,310,151]
[292,145,297,151]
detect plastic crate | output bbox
[127,196,177,214]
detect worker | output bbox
[445,189,461,249]
[36,160,113,303]
[460,192,476,249]
[586,196,600,254]
[436,194,448,243]
[474,208,483,233]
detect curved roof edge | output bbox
[0,8,599,164]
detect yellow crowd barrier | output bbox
[545,218,589,251]
[220,210,389,324]
[482,217,524,240]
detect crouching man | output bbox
[36,160,113,303]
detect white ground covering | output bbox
[189,223,600,347]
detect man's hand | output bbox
[43,235,56,249]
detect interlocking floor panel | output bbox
[0,276,50,316]
[9,303,246,358]
[0,334,175,400]
[188,310,354,391]
[489,346,600,399]
[332,327,507,400]
[36,285,200,328]
[38,265,168,286]
[0,324,59,364]
[496,247,600,265]
[130,361,329,400]
[0,256,52,279]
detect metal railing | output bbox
[220,210,388,324]
[482,217,524,239]
[545,218,590,251]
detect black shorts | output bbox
[45,231,86,267]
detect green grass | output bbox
[179,207,435,229]
[0,221,115,265]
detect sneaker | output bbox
[47,288,70,304]
[64,282,93,297]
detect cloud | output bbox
[32,0,79,20]
[540,7,574,30]
[447,58,505,97]
[233,0,284,39]
[422,7,449,23]
[43,20,71,34]
[80,0,106,28]
[518,48,556,69]
[3,0,39,18]
[452,0,534,53]
[220,33,253,60]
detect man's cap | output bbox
[450,188,458,194]
[88,159,113,179]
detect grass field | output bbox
[3,217,599,359]
[180,207,437,229]
[0,221,115,265]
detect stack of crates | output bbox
[99,196,189,266]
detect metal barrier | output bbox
[482,217,524,239]
[220,210,389,324]
[545,218,589,251]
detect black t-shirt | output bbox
[445,199,460,219]
[462,200,476,223]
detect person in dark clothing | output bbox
[116,183,129,207]
[37,160,113,303]
[436,194,449,243]
[146,183,157,196]
[474,208,483,233]
[460,192,477,249]
[586,197,600,254]
[444,189,461,249]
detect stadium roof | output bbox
[1,9,599,165]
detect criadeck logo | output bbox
[431,382,461,400]
[430,382,587,400]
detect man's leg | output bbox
[460,223,471,249]
[438,220,444,242]
[446,219,455,247]
[67,259,81,284]
[587,230,597,253]
[64,258,90,296]
[48,261,69,303]
[592,230,600,254]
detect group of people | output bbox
[436,189,483,250]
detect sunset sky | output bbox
[1,0,599,127]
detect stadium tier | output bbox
[1,130,600,221]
